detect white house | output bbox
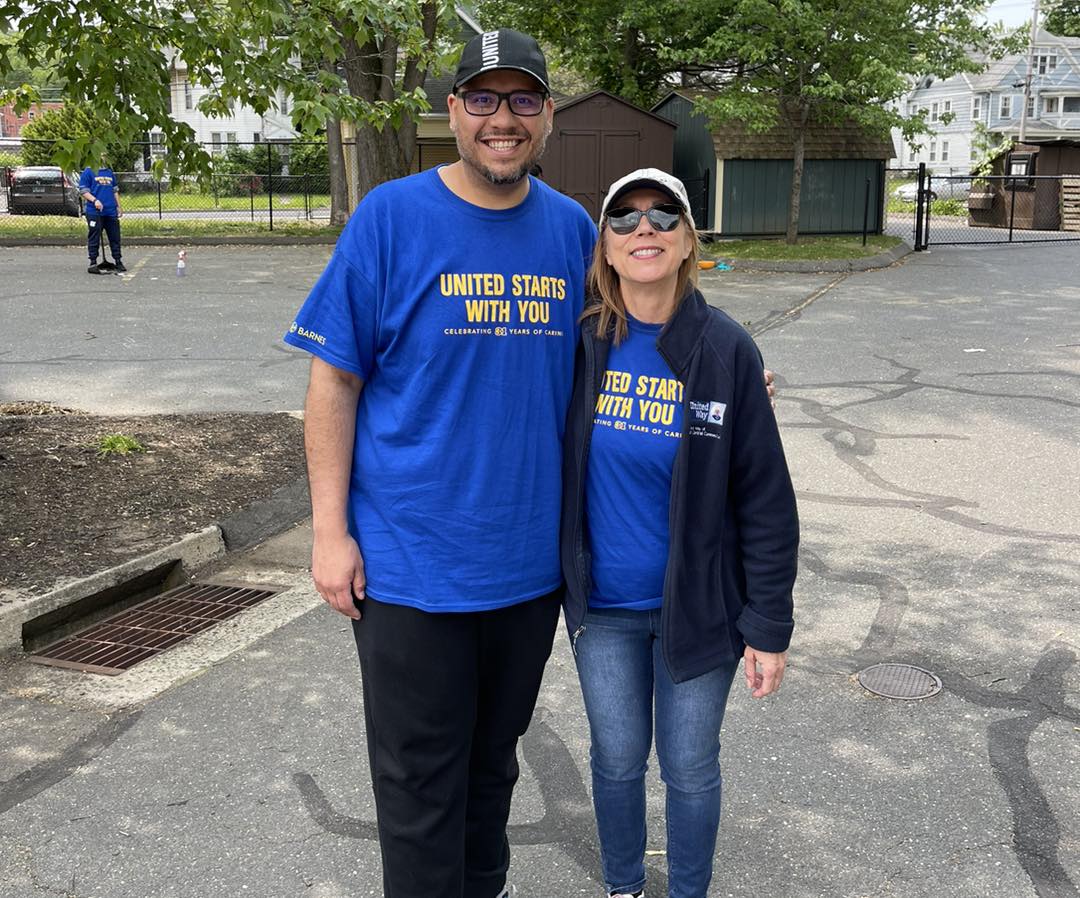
[151,58,297,157]
[892,28,1080,172]
[150,4,484,162]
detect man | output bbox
[284,29,597,898]
[79,158,125,274]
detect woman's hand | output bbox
[764,368,776,409]
[743,645,786,698]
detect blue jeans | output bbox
[573,607,738,898]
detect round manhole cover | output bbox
[857,663,942,700]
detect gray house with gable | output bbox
[892,29,1080,172]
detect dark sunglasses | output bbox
[458,89,547,117]
[605,203,683,235]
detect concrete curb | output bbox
[706,241,913,273]
[0,476,312,656]
[0,527,225,656]
[0,235,339,248]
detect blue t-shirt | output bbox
[586,316,684,610]
[285,168,597,612]
[79,167,118,217]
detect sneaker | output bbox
[113,260,127,273]
[610,892,644,898]
[494,886,517,898]
[87,263,101,274]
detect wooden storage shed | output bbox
[968,139,1080,231]
[653,91,895,236]
[540,90,676,220]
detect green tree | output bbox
[0,32,64,92]
[1044,0,1080,36]
[686,0,1025,242]
[480,0,1022,244]
[475,0,728,107]
[0,1,459,225]
[20,102,139,170]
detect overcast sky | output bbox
[982,0,1036,29]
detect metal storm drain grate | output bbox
[28,582,282,676]
[857,663,942,700]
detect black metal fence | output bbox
[886,163,1080,249]
[1,140,335,233]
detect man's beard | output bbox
[456,124,550,186]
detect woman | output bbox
[560,169,799,898]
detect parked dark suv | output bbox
[6,166,82,216]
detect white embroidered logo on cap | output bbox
[481,31,499,67]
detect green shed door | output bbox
[721,159,883,236]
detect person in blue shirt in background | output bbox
[79,158,124,274]
[561,169,799,898]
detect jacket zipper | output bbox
[570,331,598,656]
[658,337,696,681]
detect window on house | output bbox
[1000,95,1012,118]
[972,96,981,121]
[279,90,289,115]
[1027,95,1036,118]
[941,141,950,162]
[1064,97,1080,113]
[1037,53,1057,75]
[226,132,237,143]
[211,132,222,153]
[184,80,193,110]
[1044,97,1059,114]
[27,111,34,119]
[943,100,952,117]
[253,133,262,143]
[150,132,165,155]
[909,144,918,164]
[929,141,937,162]
[931,101,940,122]
[907,102,916,116]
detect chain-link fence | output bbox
[1,140,335,234]
[886,164,1080,248]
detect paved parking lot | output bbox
[1,242,1078,897]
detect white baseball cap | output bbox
[600,168,695,230]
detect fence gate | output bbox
[907,163,1080,249]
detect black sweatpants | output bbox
[87,214,121,263]
[351,589,561,898]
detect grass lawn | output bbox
[705,235,904,262]
[0,216,342,238]
[121,192,331,212]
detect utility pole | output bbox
[1018,0,1040,145]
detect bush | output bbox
[0,150,22,169]
[21,103,140,171]
[211,144,284,195]
[289,140,328,181]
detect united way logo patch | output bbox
[688,398,727,441]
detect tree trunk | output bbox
[784,100,811,245]
[353,124,407,202]
[326,116,349,226]
[786,127,805,244]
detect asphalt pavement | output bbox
[1,242,1078,898]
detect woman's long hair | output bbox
[582,211,701,344]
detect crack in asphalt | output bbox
[0,709,142,816]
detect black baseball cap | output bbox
[453,29,550,93]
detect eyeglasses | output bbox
[458,89,547,117]
[605,203,683,235]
